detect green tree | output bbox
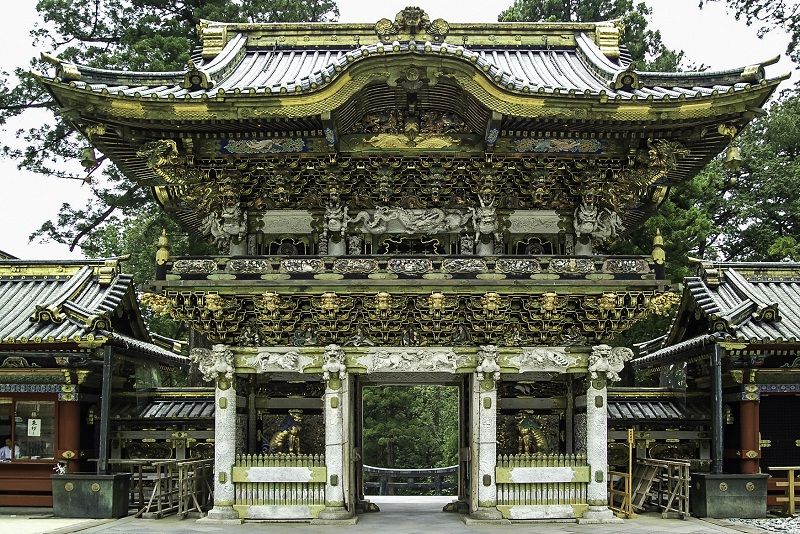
[715,93,800,261]
[362,386,459,473]
[700,1,800,63]
[2,0,338,253]
[498,0,683,70]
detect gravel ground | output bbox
[727,517,800,533]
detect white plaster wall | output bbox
[244,467,314,483]
[509,466,578,484]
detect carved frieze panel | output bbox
[226,259,272,274]
[495,258,541,274]
[356,348,461,373]
[333,258,379,274]
[602,258,651,274]
[172,259,218,274]
[441,258,487,274]
[155,289,662,345]
[387,258,433,275]
[280,259,324,273]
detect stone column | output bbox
[470,346,502,520]
[317,345,354,521]
[579,344,631,524]
[585,374,609,510]
[191,345,240,522]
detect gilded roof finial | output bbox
[651,228,665,266]
[156,229,170,266]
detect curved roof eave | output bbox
[38,34,785,117]
[36,68,783,126]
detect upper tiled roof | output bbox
[44,28,778,104]
[0,259,188,364]
[633,261,800,368]
[37,6,786,115]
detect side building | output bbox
[0,258,188,506]
[36,8,782,522]
[633,261,800,514]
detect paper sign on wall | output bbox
[27,418,41,437]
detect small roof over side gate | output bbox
[0,258,187,366]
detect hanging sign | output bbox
[28,418,41,437]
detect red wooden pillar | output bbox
[739,398,760,474]
[58,401,81,473]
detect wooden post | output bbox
[59,400,81,473]
[739,397,760,474]
[711,345,724,474]
[98,345,113,475]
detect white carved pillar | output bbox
[191,344,240,521]
[317,345,353,521]
[585,373,608,507]
[579,344,632,524]
[470,346,502,520]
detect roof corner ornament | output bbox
[375,7,449,43]
[610,63,641,91]
[41,52,81,82]
[182,60,214,91]
[740,64,765,83]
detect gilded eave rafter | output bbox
[37,60,781,124]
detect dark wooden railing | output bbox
[363,465,458,496]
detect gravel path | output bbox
[727,517,800,533]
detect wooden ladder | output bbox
[630,462,659,511]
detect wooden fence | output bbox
[108,458,213,519]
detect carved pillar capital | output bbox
[190,344,235,386]
[588,344,633,388]
[322,344,347,389]
[475,344,501,390]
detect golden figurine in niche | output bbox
[265,409,303,454]
[515,411,548,454]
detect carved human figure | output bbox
[573,195,625,247]
[201,203,247,251]
[323,201,348,255]
[470,194,500,246]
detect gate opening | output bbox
[360,385,460,510]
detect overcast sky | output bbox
[0,0,792,260]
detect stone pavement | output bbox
[0,498,768,534]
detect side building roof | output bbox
[0,258,188,365]
[632,261,800,369]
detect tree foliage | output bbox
[362,386,459,471]
[498,0,683,70]
[3,0,338,252]
[700,0,800,63]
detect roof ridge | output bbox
[723,268,781,322]
[29,265,94,324]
